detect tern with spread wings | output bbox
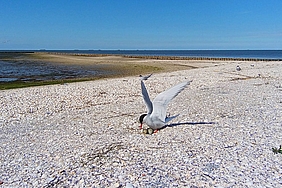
[139,76,192,131]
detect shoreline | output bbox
[1,52,280,90]
[0,58,281,186]
[2,50,282,61]
[37,51,282,61]
[0,52,223,90]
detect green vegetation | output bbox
[272,145,282,154]
[0,78,95,90]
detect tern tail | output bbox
[165,114,179,124]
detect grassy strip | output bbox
[0,79,94,90]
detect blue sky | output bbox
[1,0,282,50]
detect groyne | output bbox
[38,52,282,61]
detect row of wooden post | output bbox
[40,52,282,62]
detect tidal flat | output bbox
[0,52,207,90]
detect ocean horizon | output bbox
[1,50,282,60]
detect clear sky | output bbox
[1,0,282,50]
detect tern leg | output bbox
[153,129,159,134]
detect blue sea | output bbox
[1,50,282,59]
[40,50,282,59]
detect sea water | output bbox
[36,50,282,59]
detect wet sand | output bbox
[0,52,223,89]
[29,52,220,70]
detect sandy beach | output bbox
[0,58,281,187]
[0,53,214,89]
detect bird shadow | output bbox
[161,121,217,130]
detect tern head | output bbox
[139,113,147,125]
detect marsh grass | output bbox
[0,78,95,90]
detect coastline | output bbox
[42,51,282,61]
[0,52,223,90]
[2,50,282,61]
[0,58,281,186]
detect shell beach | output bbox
[0,58,282,187]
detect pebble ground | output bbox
[1,60,282,187]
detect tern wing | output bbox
[141,80,153,114]
[151,81,192,122]
[140,73,152,81]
